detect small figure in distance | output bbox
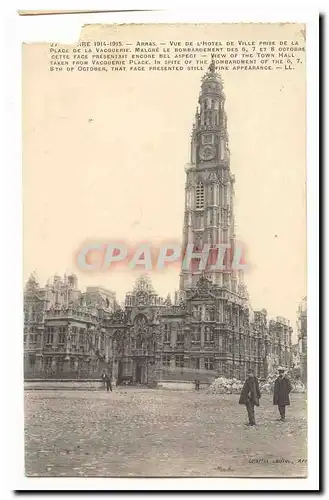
[101,369,112,392]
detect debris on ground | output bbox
[260,370,306,394]
[206,377,243,394]
[207,371,306,395]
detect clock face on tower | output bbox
[199,144,216,161]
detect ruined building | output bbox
[297,297,307,385]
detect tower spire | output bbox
[180,68,243,293]
[208,54,216,74]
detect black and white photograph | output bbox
[5,12,319,490]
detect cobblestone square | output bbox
[24,389,307,477]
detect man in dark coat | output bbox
[273,367,292,421]
[101,369,107,389]
[106,374,113,392]
[239,369,261,426]
[101,370,112,392]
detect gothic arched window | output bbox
[191,326,201,343]
[205,326,214,343]
[177,325,184,343]
[163,324,171,343]
[195,182,205,209]
[134,314,148,349]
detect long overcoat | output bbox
[273,377,292,406]
[239,376,261,406]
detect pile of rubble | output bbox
[207,371,306,395]
[260,370,306,394]
[206,377,243,395]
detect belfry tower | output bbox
[180,61,243,293]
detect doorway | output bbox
[135,363,142,383]
[117,360,123,384]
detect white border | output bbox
[3,0,320,494]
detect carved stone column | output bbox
[200,324,205,348]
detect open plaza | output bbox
[24,387,307,478]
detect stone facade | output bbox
[290,343,300,371]
[24,63,293,382]
[24,273,292,382]
[297,297,307,385]
[23,273,116,379]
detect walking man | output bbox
[239,369,261,426]
[273,367,292,421]
[101,369,112,392]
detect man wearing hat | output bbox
[239,369,261,426]
[273,367,292,421]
